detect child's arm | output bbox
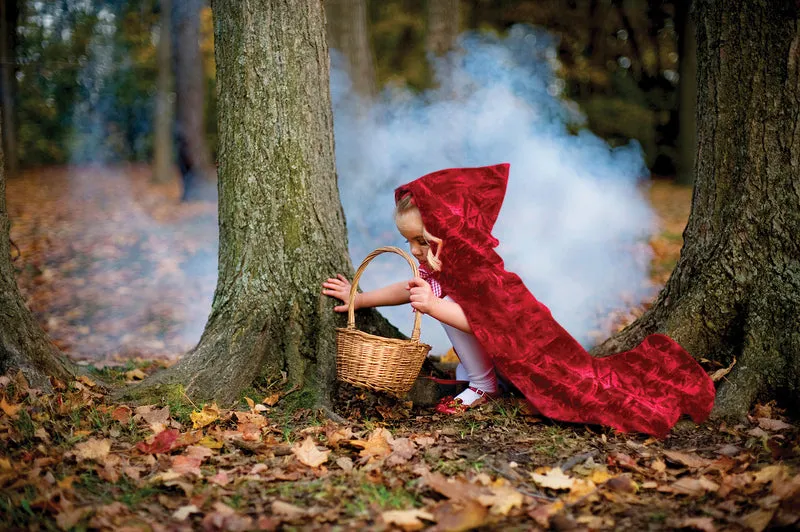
[322,274,410,312]
[407,278,472,333]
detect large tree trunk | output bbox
[0,114,74,387]
[152,0,174,184]
[593,1,800,420]
[127,0,399,407]
[0,0,18,178]
[172,0,215,201]
[674,1,697,185]
[325,0,376,98]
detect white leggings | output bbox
[440,297,497,393]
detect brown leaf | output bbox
[431,499,488,532]
[74,438,112,462]
[135,405,170,433]
[172,504,200,521]
[209,470,231,486]
[336,456,354,472]
[381,509,435,531]
[606,475,638,493]
[710,357,736,382]
[677,516,716,532]
[55,506,93,530]
[754,465,789,485]
[291,436,330,468]
[748,427,769,438]
[263,392,282,406]
[662,450,712,469]
[77,375,97,387]
[111,405,132,423]
[659,476,719,496]
[234,411,267,428]
[171,455,203,477]
[271,500,306,520]
[387,437,417,466]
[348,428,393,462]
[124,368,146,381]
[325,425,354,448]
[757,417,792,431]
[423,472,487,502]
[478,481,524,515]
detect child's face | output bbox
[395,208,429,264]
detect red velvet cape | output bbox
[395,163,715,438]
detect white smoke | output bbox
[331,25,656,354]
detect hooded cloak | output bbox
[395,163,715,438]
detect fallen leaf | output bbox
[172,504,200,521]
[748,427,769,438]
[348,428,393,462]
[659,476,719,496]
[0,397,21,418]
[209,470,231,486]
[77,375,97,387]
[171,455,202,477]
[754,465,789,485]
[662,450,711,469]
[740,508,776,532]
[606,475,638,493]
[263,392,282,406]
[757,418,792,431]
[111,405,132,423]
[135,405,170,433]
[381,509,435,531]
[325,425,353,447]
[190,403,220,430]
[432,499,488,532]
[387,437,417,466]
[291,436,330,468]
[677,516,716,531]
[136,428,179,454]
[530,467,577,490]
[478,482,524,515]
[271,500,306,520]
[74,438,112,462]
[124,369,146,381]
[710,357,735,382]
[336,456,354,472]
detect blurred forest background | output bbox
[1,0,695,185]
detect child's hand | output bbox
[322,274,353,312]
[407,277,438,315]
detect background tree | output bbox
[172,0,215,201]
[0,0,19,177]
[673,0,696,185]
[594,0,800,419]
[152,0,173,183]
[129,0,398,406]
[426,0,460,57]
[0,114,75,388]
[325,0,376,98]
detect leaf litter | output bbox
[3,170,800,530]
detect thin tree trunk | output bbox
[152,0,174,184]
[325,0,376,98]
[126,0,400,407]
[426,0,460,57]
[0,112,74,387]
[172,0,215,201]
[0,0,18,177]
[674,2,697,185]
[593,1,800,420]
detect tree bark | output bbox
[426,0,460,57]
[172,0,215,201]
[593,0,800,420]
[0,0,18,177]
[128,0,399,407]
[0,112,74,387]
[325,0,376,98]
[152,0,174,184]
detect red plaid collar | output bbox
[418,265,443,299]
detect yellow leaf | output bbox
[190,403,220,429]
[244,397,255,410]
[263,392,281,406]
[0,397,21,418]
[291,436,330,468]
[0,458,13,470]
[77,375,96,387]
[124,369,146,381]
[197,435,224,449]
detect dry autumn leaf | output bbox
[291,436,330,468]
[190,403,220,429]
[757,417,792,431]
[662,450,712,469]
[530,467,577,490]
[381,509,435,531]
[0,397,21,418]
[73,438,112,462]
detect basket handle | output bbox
[347,246,423,341]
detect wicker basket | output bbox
[336,246,432,396]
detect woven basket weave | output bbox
[336,246,432,396]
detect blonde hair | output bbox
[395,194,443,271]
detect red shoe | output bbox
[435,386,497,415]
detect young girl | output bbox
[322,193,499,412]
[325,163,716,438]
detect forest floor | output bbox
[2,166,798,531]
